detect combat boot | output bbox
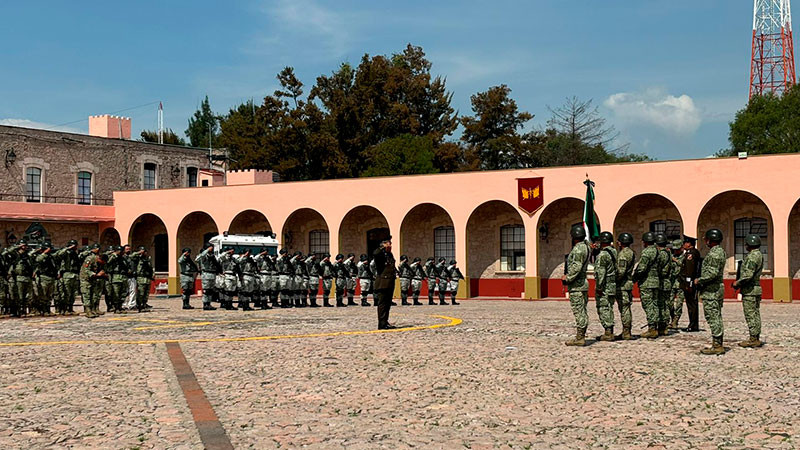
[309,297,320,308]
[738,335,763,348]
[451,297,460,305]
[657,322,668,336]
[618,326,633,341]
[182,298,194,310]
[565,328,587,347]
[700,335,725,355]
[361,299,370,307]
[323,298,333,307]
[598,327,615,342]
[202,304,216,310]
[413,298,423,306]
[641,325,659,339]
[240,302,254,311]
[347,297,357,306]
[428,299,437,305]
[401,298,411,306]
[668,318,679,330]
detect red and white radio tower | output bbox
[750,0,797,97]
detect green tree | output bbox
[722,84,800,156]
[185,95,220,148]
[460,85,533,170]
[139,128,186,146]
[362,134,438,177]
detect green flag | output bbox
[583,178,600,242]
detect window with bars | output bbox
[77,171,92,205]
[500,225,525,271]
[433,226,455,262]
[187,167,198,187]
[309,229,329,258]
[734,217,769,268]
[143,163,157,190]
[649,219,681,238]
[25,167,42,202]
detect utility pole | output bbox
[750,0,797,97]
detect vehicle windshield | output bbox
[220,244,277,255]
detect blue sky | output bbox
[0,1,773,160]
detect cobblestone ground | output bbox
[0,299,798,449]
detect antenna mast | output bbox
[750,0,797,97]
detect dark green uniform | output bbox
[11,248,34,317]
[634,245,660,329]
[34,251,58,315]
[737,248,764,338]
[134,254,154,311]
[615,246,635,331]
[80,253,107,317]
[55,246,81,314]
[594,246,617,330]
[565,241,590,329]
[698,245,726,338]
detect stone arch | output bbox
[338,205,389,258]
[536,197,583,298]
[282,208,329,255]
[466,200,525,297]
[697,190,774,284]
[228,209,272,235]
[129,213,168,272]
[177,212,219,264]
[99,227,121,247]
[400,203,455,262]
[613,193,684,257]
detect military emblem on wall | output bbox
[517,177,544,216]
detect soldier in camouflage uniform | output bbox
[55,240,81,314]
[319,253,334,307]
[305,253,319,308]
[276,249,293,308]
[669,239,686,329]
[446,260,463,305]
[219,247,240,310]
[27,246,45,314]
[293,251,308,308]
[594,231,617,341]
[424,257,437,305]
[397,255,413,306]
[655,233,672,336]
[11,242,34,317]
[733,234,764,348]
[410,257,425,306]
[195,243,219,310]
[0,245,7,315]
[614,233,635,340]
[345,253,358,306]
[357,254,372,306]
[267,253,280,307]
[563,225,591,346]
[238,250,257,311]
[106,246,129,314]
[435,257,449,305]
[178,248,198,310]
[333,254,348,307]
[695,228,727,355]
[133,246,154,312]
[80,247,107,318]
[34,242,57,315]
[634,232,660,339]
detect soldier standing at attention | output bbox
[733,234,764,348]
[594,232,617,341]
[435,257,449,305]
[357,254,372,306]
[238,250,257,311]
[424,257,437,305]
[178,248,198,310]
[680,236,702,332]
[373,237,397,330]
[669,239,686,329]
[319,253,334,307]
[134,247,154,312]
[56,240,81,314]
[219,247,240,310]
[397,255,413,306]
[654,233,672,336]
[410,257,425,306]
[345,253,358,306]
[614,233,635,340]
[333,254,348,307]
[34,242,57,316]
[634,232,660,339]
[305,253,319,308]
[562,225,591,346]
[446,260,463,305]
[195,243,219,311]
[695,228,727,355]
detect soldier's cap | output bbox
[67,239,78,247]
[335,253,344,260]
[683,235,696,245]
[450,259,456,265]
[137,246,147,252]
[381,236,392,244]
[400,254,408,261]
[279,249,287,255]
[413,257,421,262]
[182,247,191,254]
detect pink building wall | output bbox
[112,154,800,300]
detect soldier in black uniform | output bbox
[680,236,702,332]
[373,237,397,329]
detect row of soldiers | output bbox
[179,243,465,310]
[564,225,764,355]
[0,240,155,319]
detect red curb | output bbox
[165,342,234,450]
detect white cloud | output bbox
[604,88,702,136]
[0,118,83,134]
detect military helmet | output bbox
[599,231,614,244]
[90,243,100,250]
[138,246,147,252]
[42,242,53,250]
[400,254,408,261]
[438,257,446,263]
[672,239,683,249]
[323,252,331,258]
[655,233,668,246]
[347,253,355,258]
[745,234,762,248]
[450,259,457,265]
[427,257,434,262]
[705,228,723,243]
[279,249,287,255]
[642,232,655,244]
[618,233,633,245]
[67,239,78,247]
[182,247,191,254]
[570,224,587,240]
[360,254,368,261]
[413,257,421,263]
[335,253,344,260]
